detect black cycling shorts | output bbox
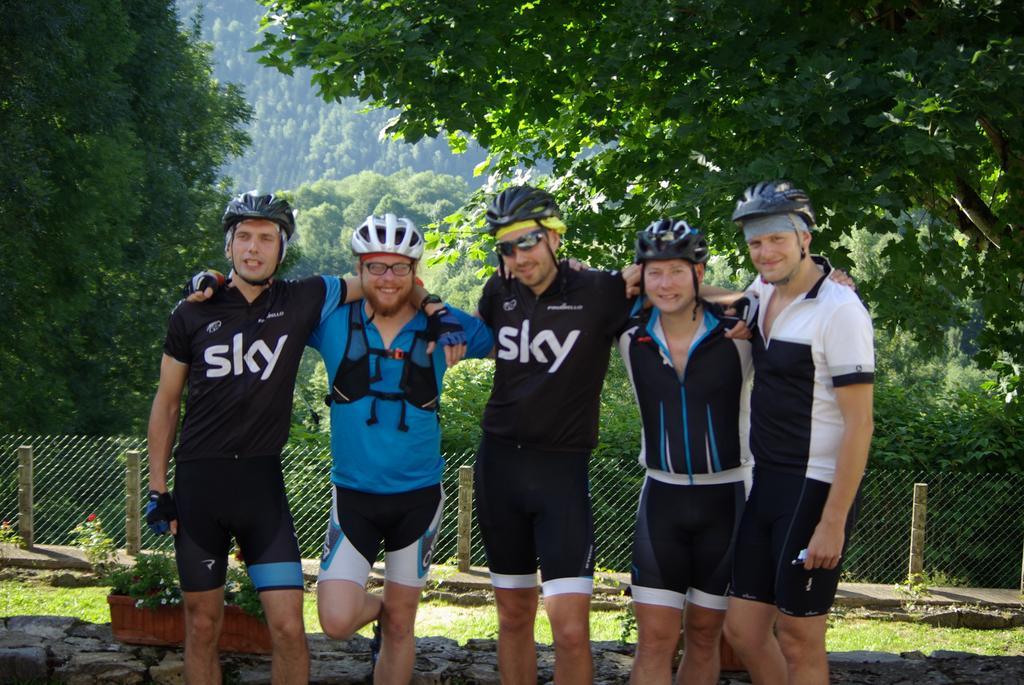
[319,483,444,588]
[631,477,746,610]
[473,435,595,594]
[730,466,860,617]
[173,456,303,593]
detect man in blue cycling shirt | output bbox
[310,215,492,684]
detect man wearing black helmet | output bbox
[722,181,874,685]
[471,184,641,685]
[146,192,356,684]
[620,219,753,685]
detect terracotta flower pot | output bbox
[108,595,271,654]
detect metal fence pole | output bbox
[17,445,33,549]
[909,482,928,580]
[457,465,473,572]
[125,450,142,555]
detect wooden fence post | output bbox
[457,465,473,572]
[17,445,33,549]
[125,450,142,556]
[908,482,928,580]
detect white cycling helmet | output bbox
[351,213,424,260]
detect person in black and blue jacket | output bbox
[618,218,754,685]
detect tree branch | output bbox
[954,176,1001,249]
[977,114,1024,173]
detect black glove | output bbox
[723,292,759,329]
[425,306,466,347]
[145,490,177,535]
[183,269,225,298]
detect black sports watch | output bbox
[419,293,443,311]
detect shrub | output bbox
[71,513,118,577]
[107,551,265,619]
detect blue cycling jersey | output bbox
[309,303,493,493]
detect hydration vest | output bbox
[325,304,439,432]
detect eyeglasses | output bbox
[496,228,548,257]
[363,261,413,276]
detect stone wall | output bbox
[3,615,1024,684]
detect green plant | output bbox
[107,551,266,620]
[0,519,24,546]
[617,602,637,645]
[71,513,118,577]
[108,552,182,609]
[225,565,265,621]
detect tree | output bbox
[285,169,471,277]
[0,0,250,434]
[256,0,1024,401]
[177,0,486,191]
[283,169,473,433]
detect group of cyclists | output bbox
[144,179,874,685]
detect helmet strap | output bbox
[691,267,700,321]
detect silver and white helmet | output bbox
[351,213,424,260]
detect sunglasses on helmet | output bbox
[495,228,548,257]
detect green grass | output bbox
[3,579,1022,655]
[824,617,1024,655]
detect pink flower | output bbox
[86,513,97,522]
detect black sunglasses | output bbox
[495,228,548,257]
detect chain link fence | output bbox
[3,435,1023,588]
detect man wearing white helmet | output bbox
[169,199,466,683]
[311,214,493,684]
[723,181,874,685]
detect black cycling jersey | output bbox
[619,305,752,479]
[164,277,343,461]
[477,263,632,451]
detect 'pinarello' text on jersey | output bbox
[618,306,753,484]
[747,275,874,483]
[164,276,343,461]
[309,302,493,494]
[477,263,633,451]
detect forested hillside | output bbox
[0,0,250,434]
[176,0,485,192]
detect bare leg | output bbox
[260,588,309,685]
[373,581,423,685]
[723,597,786,685]
[494,587,539,685]
[677,603,726,685]
[629,602,681,685]
[776,613,830,685]
[183,587,226,685]
[317,579,381,639]
[544,592,592,685]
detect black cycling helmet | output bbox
[222,192,296,285]
[731,180,816,228]
[635,219,709,264]
[485,185,561,235]
[222,192,297,239]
